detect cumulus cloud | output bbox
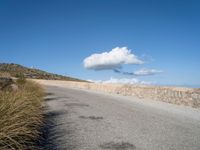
[114,68,163,76]
[83,47,143,70]
[87,77,152,85]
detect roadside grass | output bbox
[0,78,44,150]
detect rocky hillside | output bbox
[0,63,85,82]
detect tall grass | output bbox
[0,80,44,150]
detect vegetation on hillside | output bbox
[0,63,86,82]
[0,77,44,149]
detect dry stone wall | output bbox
[35,80,200,108]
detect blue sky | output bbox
[0,0,200,87]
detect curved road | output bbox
[41,85,200,150]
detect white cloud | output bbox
[134,68,163,76]
[83,47,143,70]
[87,77,152,85]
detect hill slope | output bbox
[0,63,86,82]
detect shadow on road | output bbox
[36,110,65,150]
[36,93,78,150]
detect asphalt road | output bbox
[40,85,200,150]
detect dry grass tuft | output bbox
[0,80,44,150]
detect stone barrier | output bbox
[35,80,200,108]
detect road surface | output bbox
[40,85,200,150]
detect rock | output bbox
[0,77,13,90]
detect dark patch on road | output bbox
[45,110,68,117]
[65,103,89,107]
[45,96,71,101]
[45,97,56,101]
[79,115,103,120]
[99,142,136,150]
[45,92,54,96]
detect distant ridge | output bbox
[0,63,86,82]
